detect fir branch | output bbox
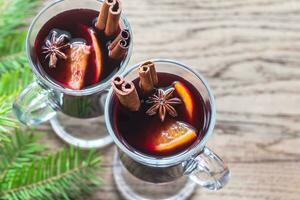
[0,66,33,96]
[0,31,27,57]
[0,0,40,141]
[0,129,10,143]
[0,129,46,181]
[0,31,28,74]
[0,148,102,200]
[0,67,33,139]
[0,0,40,140]
[0,54,28,75]
[0,0,40,40]
[0,0,40,74]
[0,96,19,137]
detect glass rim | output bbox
[105,59,217,167]
[26,0,133,96]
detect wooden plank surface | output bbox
[40,0,300,199]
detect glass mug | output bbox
[13,0,133,149]
[105,59,230,200]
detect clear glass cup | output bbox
[105,59,230,200]
[13,0,133,149]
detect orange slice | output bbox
[88,28,104,83]
[80,25,104,84]
[64,44,91,90]
[153,121,197,153]
[174,81,194,121]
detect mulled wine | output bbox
[112,69,208,157]
[35,1,129,90]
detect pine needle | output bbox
[0,147,102,200]
[0,96,19,137]
[0,0,39,141]
[0,31,28,74]
[0,67,33,139]
[0,129,46,182]
[0,0,40,40]
[0,66,33,96]
[0,0,40,74]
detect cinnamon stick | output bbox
[109,39,128,60]
[143,61,158,86]
[105,0,122,37]
[138,61,158,93]
[95,0,116,31]
[139,65,154,94]
[108,28,130,51]
[112,76,140,111]
[121,81,141,111]
[112,75,125,90]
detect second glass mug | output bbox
[13,0,133,148]
[105,59,230,200]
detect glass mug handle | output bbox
[184,147,230,190]
[13,81,57,125]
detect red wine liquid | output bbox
[35,9,123,89]
[112,73,208,157]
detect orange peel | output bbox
[174,81,194,121]
[154,121,197,153]
[88,28,104,83]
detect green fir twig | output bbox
[0,0,40,74]
[0,67,33,139]
[0,129,46,182]
[0,0,40,141]
[0,147,102,200]
[0,0,40,39]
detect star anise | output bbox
[146,88,182,122]
[42,30,70,68]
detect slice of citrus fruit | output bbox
[64,44,91,90]
[174,81,194,121]
[153,121,197,153]
[80,25,104,84]
[87,28,104,83]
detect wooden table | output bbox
[41,0,300,199]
